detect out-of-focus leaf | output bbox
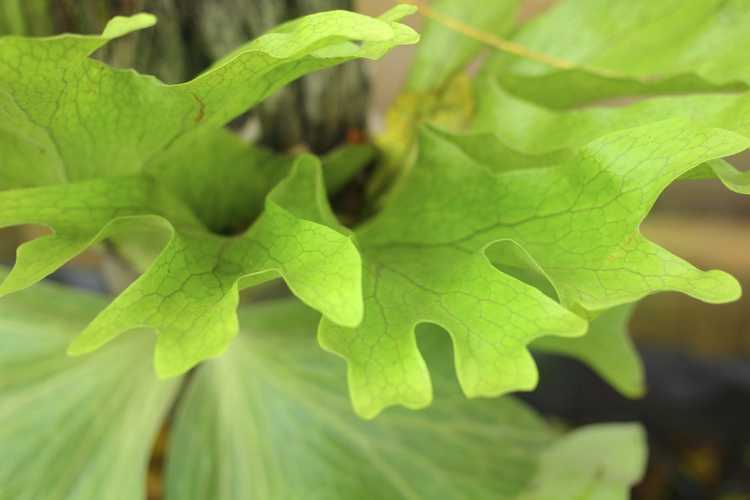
[483,0,750,107]
[0,271,179,500]
[407,0,521,92]
[533,305,645,398]
[517,424,647,500]
[165,299,646,500]
[321,142,377,194]
[473,79,750,193]
[488,249,645,399]
[147,127,295,235]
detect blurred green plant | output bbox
[2,0,750,497]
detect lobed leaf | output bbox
[166,299,646,500]
[321,120,748,417]
[0,8,417,188]
[473,79,750,193]
[469,78,750,398]
[0,273,646,500]
[0,7,419,375]
[533,304,644,398]
[147,127,296,235]
[489,252,645,398]
[0,157,360,376]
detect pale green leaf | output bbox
[486,248,645,399]
[145,128,375,237]
[469,53,750,401]
[533,305,644,398]
[705,159,750,195]
[0,156,362,377]
[375,0,519,194]
[0,273,178,500]
[147,127,295,235]
[0,8,417,189]
[166,299,646,500]
[473,79,750,193]
[517,424,647,500]
[407,0,521,92]
[483,0,750,107]
[0,7,421,375]
[320,120,748,417]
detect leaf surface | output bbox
[407,0,520,92]
[482,0,750,107]
[320,120,748,417]
[0,8,417,188]
[166,299,646,500]
[489,253,645,398]
[1,155,362,376]
[517,424,646,500]
[0,7,419,374]
[469,81,750,396]
[0,272,178,500]
[473,80,750,193]
[533,304,644,398]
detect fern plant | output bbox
[1,1,748,498]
